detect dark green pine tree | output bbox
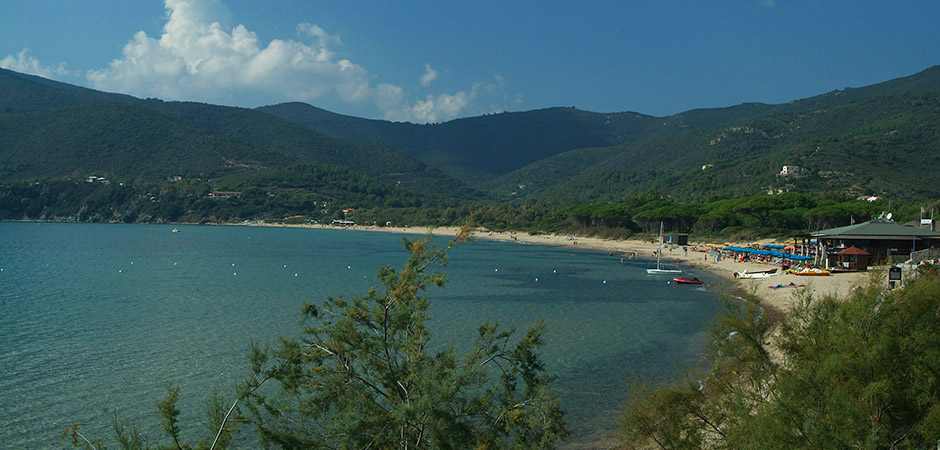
[242,229,568,448]
[64,228,567,449]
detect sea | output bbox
[0,222,722,448]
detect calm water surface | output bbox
[0,223,721,447]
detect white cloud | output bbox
[297,23,342,47]
[382,90,470,124]
[759,0,775,7]
[82,0,506,123]
[420,64,437,87]
[87,0,371,107]
[412,91,470,123]
[382,76,507,123]
[375,83,405,112]
[0,49,68,79]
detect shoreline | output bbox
[252,222,871,314]
[256,223,873,449]
[9,218,871,313]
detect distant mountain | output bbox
[257,103,629,182]
[3,64,940,207]
[255,102,792,183]
[487,66,940,201]
[0,68,477,201]
[260,66,940,201]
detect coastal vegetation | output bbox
[63,232,568,449]
[5,177,936,242]
[619,268,940,448]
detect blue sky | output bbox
[2,1,939,123]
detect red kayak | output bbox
[673,277,703,285]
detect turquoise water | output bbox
[0,222,721,447]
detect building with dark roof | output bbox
[809,217,940,265]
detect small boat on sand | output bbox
[793,268,830,276]
[647,222,683,275]
[733,268,776,278]
[673,277,703,285]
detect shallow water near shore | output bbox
[0,222,721,447]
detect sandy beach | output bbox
[247,222,875,448]
[283,223,872,314]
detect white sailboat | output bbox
[647,222,683,275]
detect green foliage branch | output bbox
[620,272,940,449]
[242,230,568,448]
[63,229,567,450]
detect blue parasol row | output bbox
[723,246,813,261]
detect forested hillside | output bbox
[2,65,940,229]
[0,68,477,201]
[484,67,940,201]
[260,66,940,201]
[494,89,940,202]
[256,103,650,181]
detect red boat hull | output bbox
[673,277,703,285]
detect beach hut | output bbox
[834,246,870,271]
[668,233,688,246]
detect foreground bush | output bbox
[621,273,940,449]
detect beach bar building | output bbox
[808,217,940,266]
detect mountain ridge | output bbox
[3,64,940,204]
[256,65,940,192]
[0,67,477,201]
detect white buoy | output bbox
[119,269,123,273]
[130,261,134,264]
[553,269,557,273]
[232,263,236,267]
[535,278,539,281]
[494,268,498,272]
[284,264,287,268]
[233,272,237,276]
[294,273,298,277]
[347,265,351,269]
[603,280,607,284]
[173,262,177,266]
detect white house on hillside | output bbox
[780,165,801,176]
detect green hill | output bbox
[0,68,477,201]
[258,65,940,201]
[256,103,635,181]
[256,102,796,183]
[485,66,940,201]
[3,63,940,213]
